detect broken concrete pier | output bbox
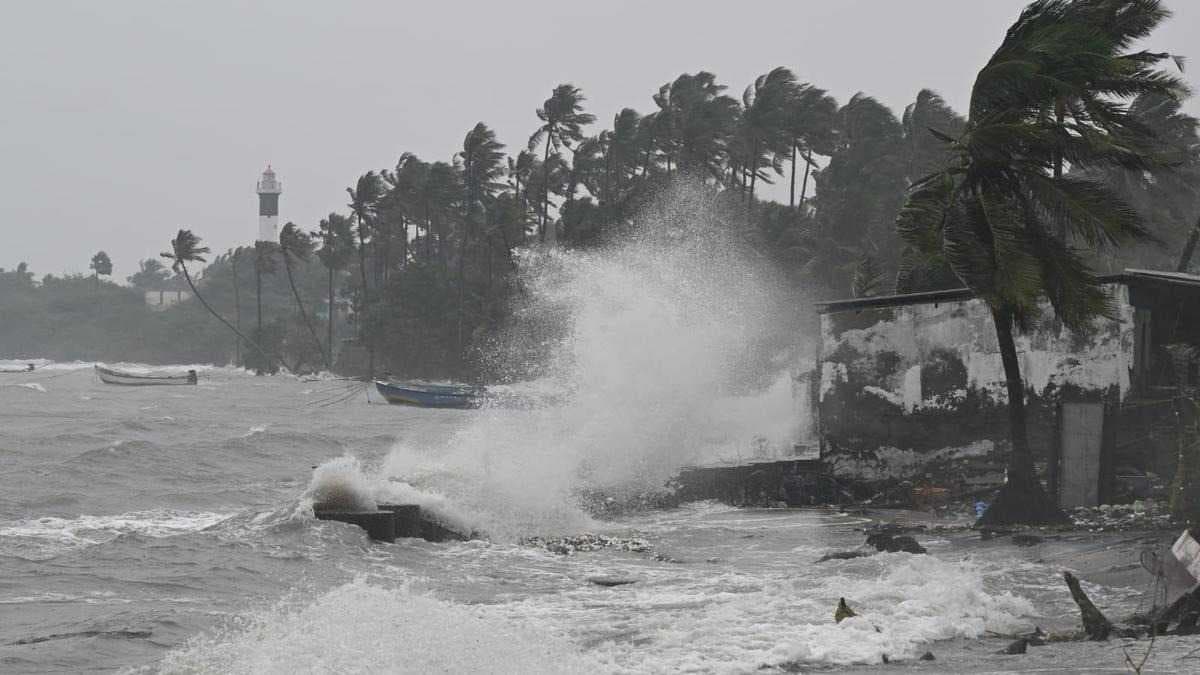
[314,503,468,543]
[313,508,397,542]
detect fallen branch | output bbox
[1063,571,1113,641]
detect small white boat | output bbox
[95,365,197,386]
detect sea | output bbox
[0,203,1165,673]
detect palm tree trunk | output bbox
[284,257,327,369]
[179,262,270,366]
[355,214,374,379]
[993,305,1032,481]
[979,304,1064,525]
[255,260,264,375]
[789,142,797,208]
[1177,215,1200,272]
[327,265,335,368]
[750,139,760,204]
[1054,99,1066,240]
[799,148,813,209]
[541,139,552,244]
[232,252,242,366]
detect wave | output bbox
[0,510,233,560]
[155,578,599,674]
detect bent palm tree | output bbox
[347,172,383,377]
[315,213,355,368]
[279,222,327,369]
[528,84,595,243]
[898,0,1181,525]
[162,230,270,366]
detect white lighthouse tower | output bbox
[256,165,282,242]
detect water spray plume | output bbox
[379,181,810,539]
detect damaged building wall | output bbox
[818,284,1135,485]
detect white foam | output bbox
[0,382,46,392]
[157,578,601,674]
[0,510,233,559]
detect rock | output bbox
[920,651,935,661]
[835,597,857,623]
[1000,638,1028,655]
[865,533,926,554]
[587,576,638,587]
[816,550,871,563]
[1012,534,1043,547]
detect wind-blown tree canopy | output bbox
[127,258,170,290]
[810,93,908,293]
[90,251,113,281]
[315,212,355,367]
[897,0,1184,525]
[279,222,326,368]
[529,84,595,243]
[786,82,838,209]
[652,72,740,180]
[734,67,798,201]
[346,170,384,377]
[162,229,270,366]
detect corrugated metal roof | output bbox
[816,269,1200,314]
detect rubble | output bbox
[522,533,652,556]
[1067,501,1174,532]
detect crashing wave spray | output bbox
[380,182,809,538]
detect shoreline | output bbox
[825,507,1195,674]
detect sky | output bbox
[3,0,1199,281]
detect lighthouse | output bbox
[256,165,282,242]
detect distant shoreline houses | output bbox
[144,288,191,310]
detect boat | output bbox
[95,365,198,386]
[374,380,482,409]
[0,363,35,374]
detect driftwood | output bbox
[1063,571,1114,640]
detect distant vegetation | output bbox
[3,0,1199,388]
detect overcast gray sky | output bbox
[3,0,1198,281]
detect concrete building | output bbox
[815,269,1200,506]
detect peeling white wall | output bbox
[820,284,1135,410]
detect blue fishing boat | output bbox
[374,380,483,409]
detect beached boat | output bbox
[374,380,482,409]
[95,365,198,386]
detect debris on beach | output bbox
[522,533,652,556]
[1063,571,1113,640]
[1068,501,1173,532]
[834,597,856,623]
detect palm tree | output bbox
[346,171,383,378]
[279,222,327,369]
[652,72,740,181]
[315,213,355,368]
[89,251,112,290]
[898,0,1181,525]
[252,240,279,373]
[458,122,506,351]
[231,248,244,365]
[162,230,270,365]
[736,67,797,203]
[786,84,838,209]
[528,84,596,244]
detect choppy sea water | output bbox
[0,363,1165,673]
